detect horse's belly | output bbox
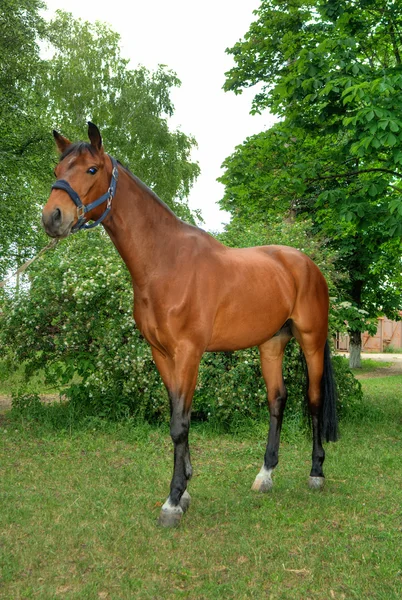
[205,252,296,351]
[206,300,291,351]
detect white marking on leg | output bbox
[257,465,273,479]
[179,490,191,512]
[161,497,183,515]
[180,490,191,503]
[158,496,184,527]
[251,464,274,492]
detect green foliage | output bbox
[43,12,200,219]
[330,355,363,419]
[0,0,51,278]
[330,301,378,337]
[383,345,402,354]
[195,342,301,430]
[0,5,200,280]
[1,231,168,422]
[221,0,402,342]
[11,392,44,421]
[195,342,362,431]
[219,125,402,329]
[0,233,362,429]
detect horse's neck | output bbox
[103,167,183,289]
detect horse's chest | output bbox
[133,289,210,355]
[133,296,173,354]
[134,296,157,335]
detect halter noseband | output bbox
[51,155,119,233]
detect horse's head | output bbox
[42,122,116,238]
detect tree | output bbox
[0,0,51,279]
[0,7,200,283]
[43,11,199,220]
[222,0,402,366]
[219,124,402,362]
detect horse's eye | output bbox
[87,167,98,175]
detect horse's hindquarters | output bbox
[206,248,297,351]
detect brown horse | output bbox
[42,123,338,527]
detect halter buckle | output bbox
[77,205,86,220]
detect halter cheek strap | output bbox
[51,155,119,233]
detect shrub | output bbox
[195,340,362,431]
[11,392,44,421]
[330,355,363,419]
[0,230,362,429]
[0,230,167,422]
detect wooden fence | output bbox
[336,316,402,352]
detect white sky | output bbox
[43,0,275,231]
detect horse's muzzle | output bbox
[41,207,73,238]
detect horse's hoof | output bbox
[308,476,325,490]
[158,498,184,527]
[179,490,191,513]
[252,477,273,492]
[251,467,273,492]
[158,507,183,528]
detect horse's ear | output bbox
[88,122,103,152]
[53,130,72,154]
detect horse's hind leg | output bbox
[293,328,326,489]
[252,328,292,492]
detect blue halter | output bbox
[51,155,119,233]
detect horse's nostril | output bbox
[53,207,62,223]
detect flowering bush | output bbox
[1,230,167,421]
[0,227,362,427]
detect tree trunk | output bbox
[349,330,362,369]
[349,277,364,369]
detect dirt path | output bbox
[336,352,402,379]
[0,394,61,413]
[354,364,402,379]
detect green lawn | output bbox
[351,358,392,374]
[0,377,401,599]
[0,363,60,398]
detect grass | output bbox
[0,377,401,599]
[351,358,392,374]
[0,362,59,398]
[383,346,402,354]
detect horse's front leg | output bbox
[152,344,201,527]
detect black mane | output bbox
[60,142,96,162]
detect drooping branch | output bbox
[308,167,402,182]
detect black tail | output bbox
[321,341,339,442]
